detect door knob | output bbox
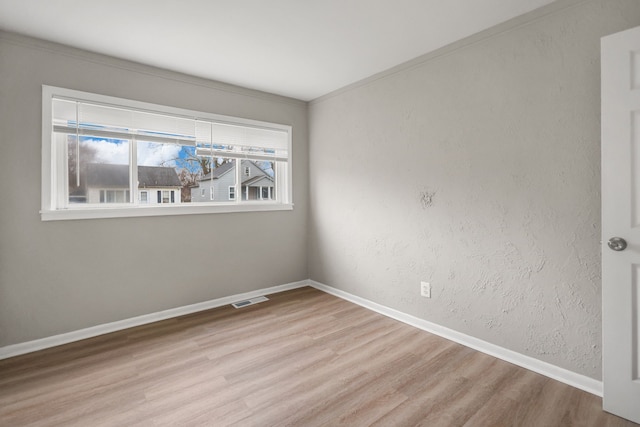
[608,237,627,251]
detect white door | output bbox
[602,25,640,424]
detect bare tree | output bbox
[171,154,234,202]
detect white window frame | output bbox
[161,190,171,204]
[229,186,236,200]
[260,186,272,200]
[41,86,293,221]
[209,187,214,201]
[140,190,148,203]
[100,189,128,204]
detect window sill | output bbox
[40,202,294,221]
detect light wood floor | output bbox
[0,287,636,427]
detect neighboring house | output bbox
[85,163,182,204]
[191,160,274,203]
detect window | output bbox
[100,189,129,203]
[155,190,176,204]
[42,86,292,220]
[261,187,271,200]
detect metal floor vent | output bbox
[231,296,269,309]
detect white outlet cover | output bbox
[421,281,431,298]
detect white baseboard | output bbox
[308,280,603,397]
[0,278,604,398]
[0,280,308,360]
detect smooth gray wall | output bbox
[308,0,640,380]
[0,33,308,346]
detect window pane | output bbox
[137,141,193,204]
[240,160,275,201]
[190,158,237,203]
[65,135,130,205]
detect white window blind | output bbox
[52,98,289,161]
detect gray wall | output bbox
[0,32,308,346]
[4,0,640,383]
[308,0,640,380]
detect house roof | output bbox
[138,166,182,188]
[198,160,273,185]
[243,175,274,186]
[86,164,181,188]
[198,161,235,181]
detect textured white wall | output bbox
[0,33,308,347]
[308,0,640,379]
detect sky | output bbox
[82,138,184,167]
[79,137,274,176]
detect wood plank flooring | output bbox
[0,287,636,427]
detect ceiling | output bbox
[0,0,556,101]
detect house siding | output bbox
[192,166,237,203]
[85,188,181,204]
[190,160,274,203]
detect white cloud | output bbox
[81,140,183,168]
[137,142,182,167]
[81,139,129,164]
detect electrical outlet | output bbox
[420,281,431,298]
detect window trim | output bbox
[260,186,272,200]
[41,86,293,221]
